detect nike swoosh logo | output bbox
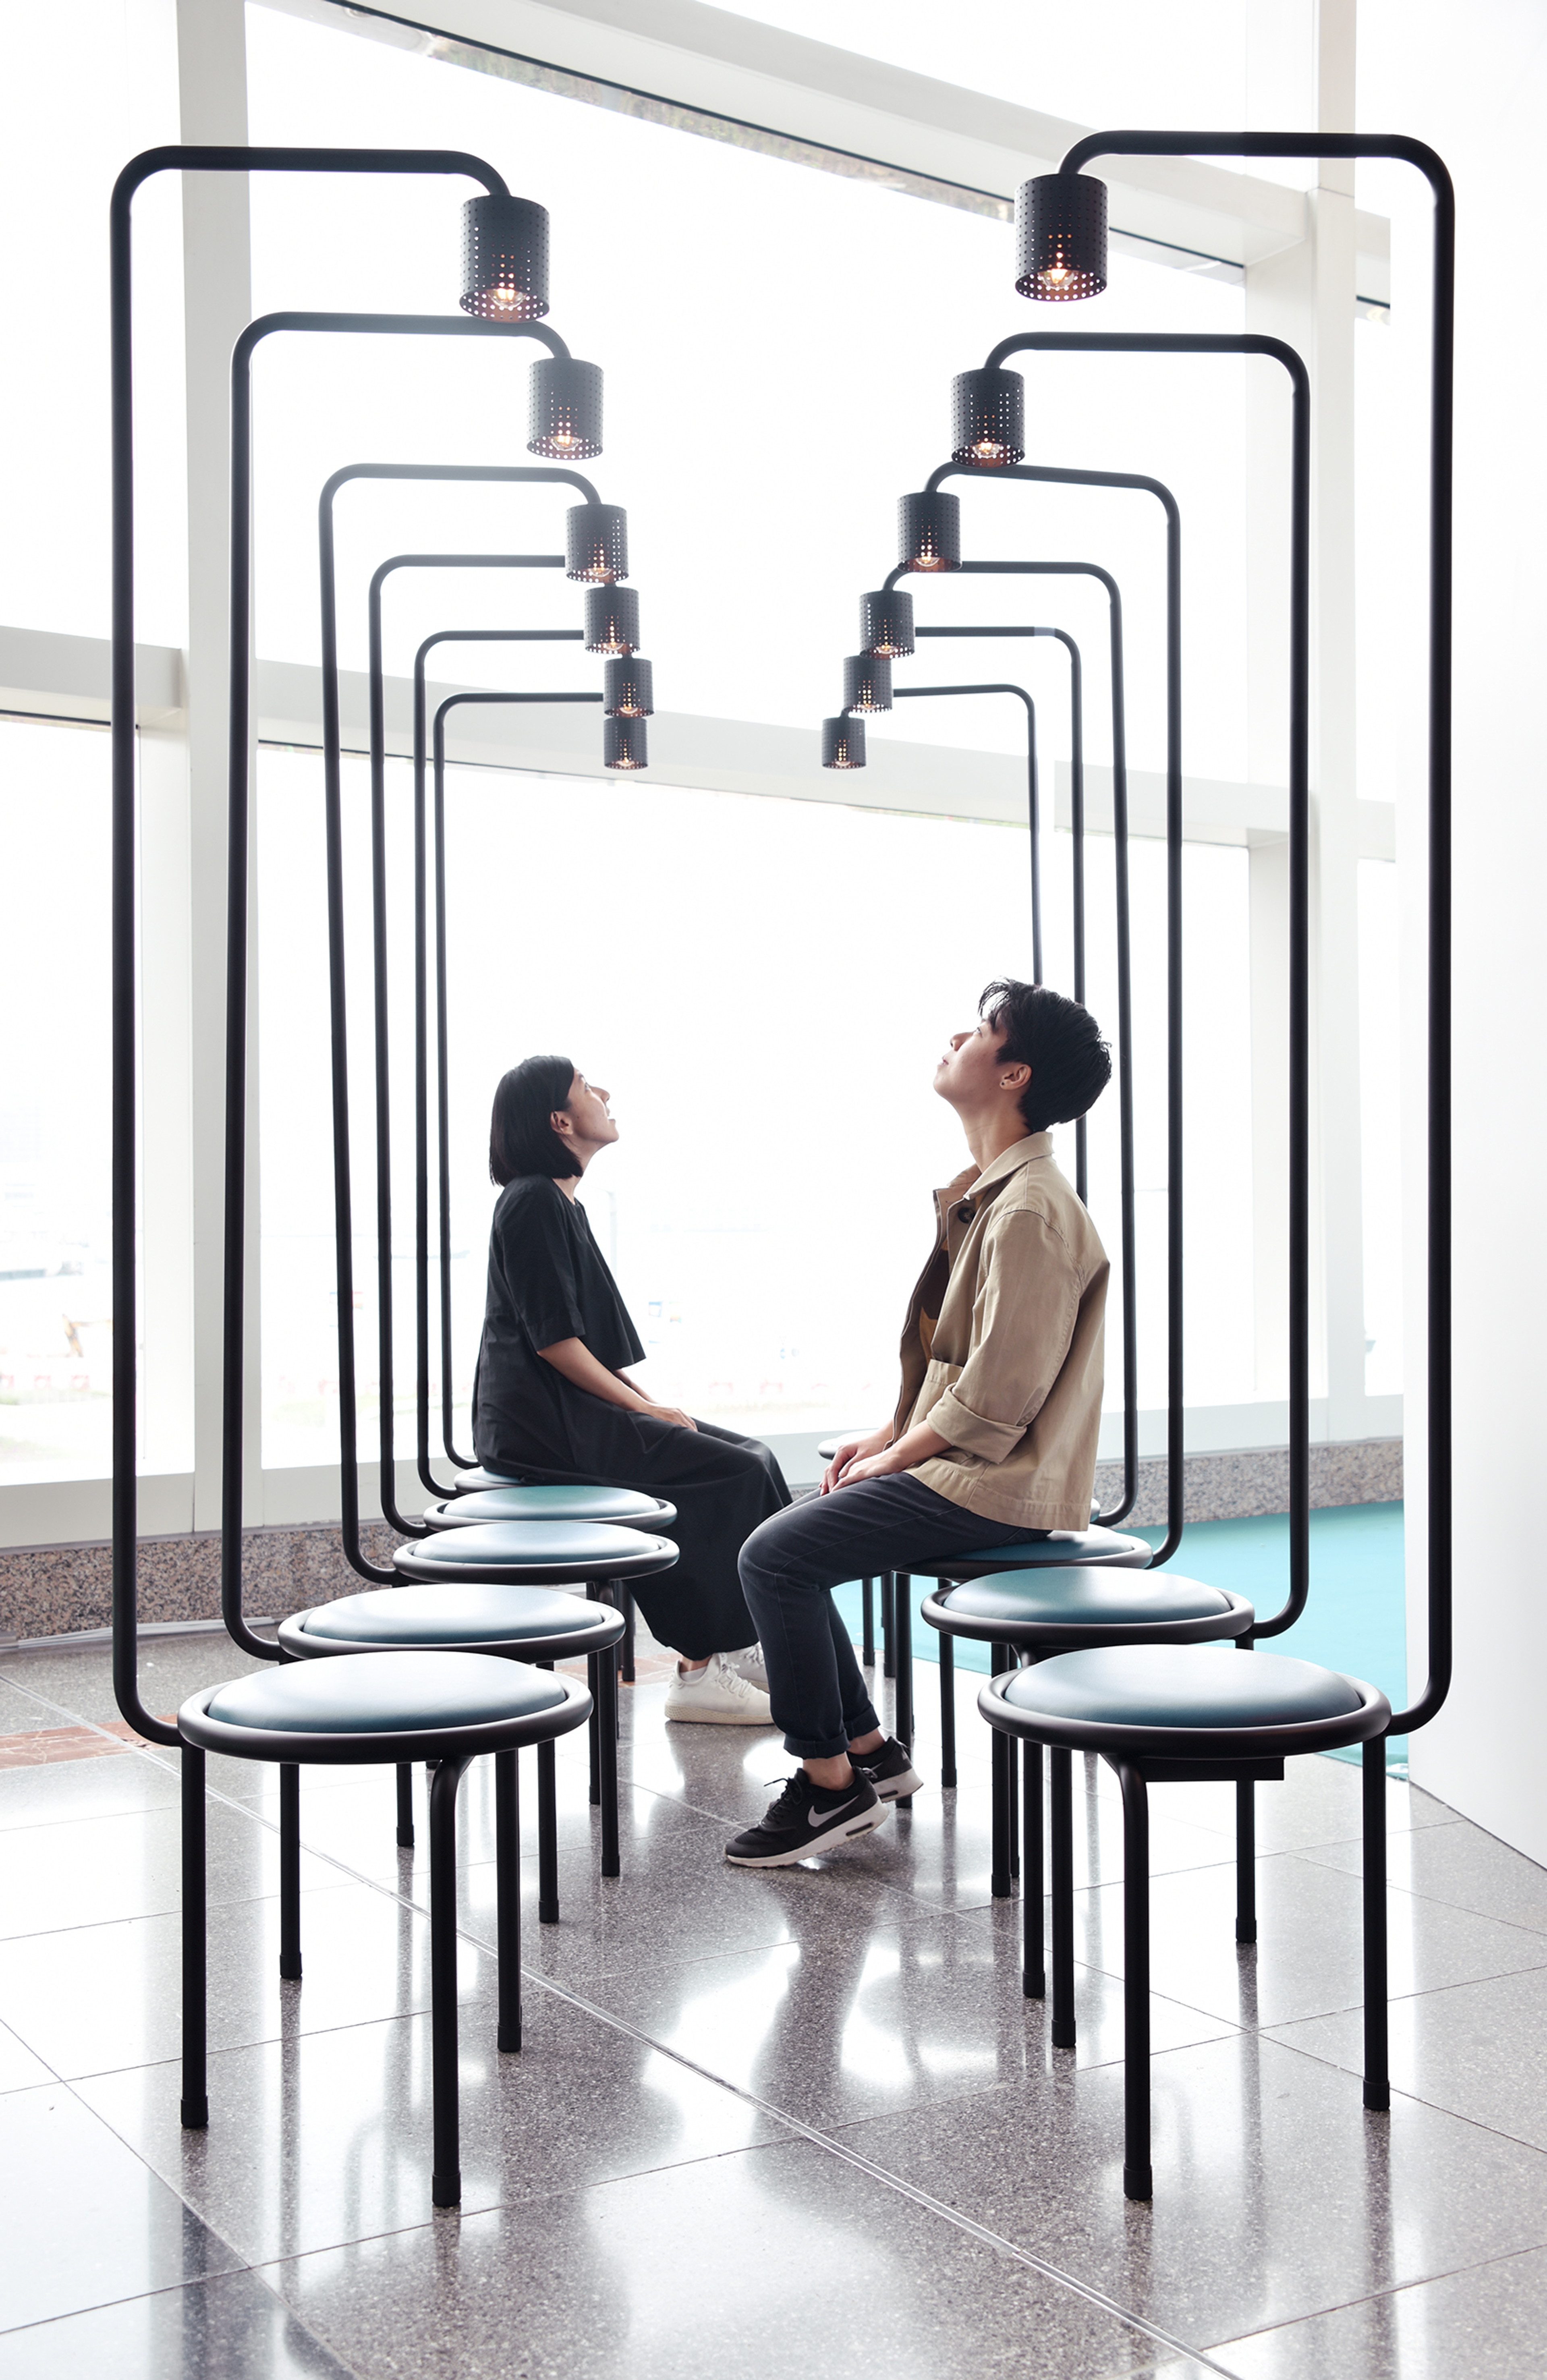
[810,1794,861,1826]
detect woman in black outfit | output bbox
[472,1054,789,1724]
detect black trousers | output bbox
[739,1474,1049,1757]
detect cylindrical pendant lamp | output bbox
[566,503,628,583]
[1015,174,1108,301]
[821,715,866,769]
[898,490,960,573]
[842,655,892,713]
[604,717,648,770]
[603,657,653,717]
[459,195,550,318]
[529,357,603,458]
[951,367,1025,465]
[583,587,641,654]
[859,588,915,658]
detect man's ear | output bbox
[999,1062,1031,1091]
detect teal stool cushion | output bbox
[1006,1644,1363,1731]
[206,1650,565,1734]
[405,1520,652,1569]
[927,1527,1148,1570]
[433,1485,666,1526]
[452,1467,526,1491]
[942,1569,1231,1629]
[298,1584,603,1647]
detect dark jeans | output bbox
[738,1474,1052,1758]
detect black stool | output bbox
[419,1487,678,1685]
[921,1566,1253,2030]
[177,1650,591,2207]
[978,1642,1390,2200]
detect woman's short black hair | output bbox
[489,1054,583,1186]
[980,978,1112,1134]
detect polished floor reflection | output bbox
[4,1618,1547,2377]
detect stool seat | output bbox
[925,1567,1250,1649]
[423,1485,676,1530]
[278,1583,624,1661]
[985,1643,1389,1762]
[179,1649,591,1766]
[909,1526,1151,1577]
[450,1466,527,1492]
[392,1521,678,1585]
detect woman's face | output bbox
[556,1070,619,1159]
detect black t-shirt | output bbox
[471,1175,644,1471]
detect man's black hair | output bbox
[489,1054,583,1186]
[979,979,1112,1134]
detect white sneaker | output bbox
[664,1652,775,1727]
[725,1642,767,1691]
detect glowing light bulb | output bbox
[488,283,521,311]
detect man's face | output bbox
[933,1015,1010,1109]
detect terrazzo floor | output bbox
[2,1610,1546,2377]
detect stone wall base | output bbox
[0,1437,1402,1642]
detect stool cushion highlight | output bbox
[452,1467,526,1491]
[402,1520,660,1569]
[431,1485,667,1526]
[1004,1644,1363,1732]
[297,1584,605,1647]
[941,1569,1231,1629]
[206,1649,566,1734]
[918,1527,1149,1571]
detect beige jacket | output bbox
[890,1132,1109,1530]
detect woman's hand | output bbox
[821,1428,891,1494]
[832,1420,952,1490]
[640,1401,697,1432]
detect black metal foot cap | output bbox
[1051,2021,1077,2050]
[1363,2081,1391,2112]
[1122,2164,1153,2202]
[1023,1971,1045,1999]
[1236,1921,1258,1944]
[396,1829,415,1849]
[940,1770,957,1791]
[181,2097,209,2129]
[601,1858,620,1880]
[497,2025,522,2053]
[538,1903,559,1926]
[431,2171,462,2209]
[279,1954,302,1982]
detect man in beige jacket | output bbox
[728,978,1112,1867]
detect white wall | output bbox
[1358,0,1547,1852]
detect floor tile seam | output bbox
[1293,1858,1547,1946]
[1251,2027,1547,2159]
[512,1959,1242,2380]
[1201,2237,1547,2356]
[0,2261,364,2376]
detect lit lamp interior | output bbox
[1015,172,1108,302]
[859,589,915,659]
[584,587,641,655]
[459,194,551,319]
[842,655,892,713]
[529,357,603,460]
[821,714,866,769]
[566,503,629,584]
[951,367,1025,467]
[604,657,653,717]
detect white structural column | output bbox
[1245,0,1367,1439]
[174,0,257,1532]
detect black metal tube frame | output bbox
[317,464,603,1584]
[891,681,1043,980]
[110,143,524,1740]
[1050,127,1453,1733]
[910,567,1139,1526]
[412,626,584,1489]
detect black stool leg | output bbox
[586,1650,601,1807]
[881,1574,895,1679]
[180,1743,208,2129]
[536,1661,559,1926]
[894,1578,913,1783]
[495,1749,521,2052]
[396,1763,415,1849]
[938,1625,956,1790]
[990,1647,1012,1899]
[620,1588,636,1685]
[429,1755,468,2208]
[1115,1758,1152,2201]
[861,1577,874,1668]
[596,1634,621,1879]
[1008,1730,1020,1880]
[279,1762,302,1981]
[1362,1739,1390,2112]
[1236,1777,1258,1944]
[1050,1746,1076,2047]
[1022,1737,1045,1999]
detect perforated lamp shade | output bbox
[529,358,603,458]
[566,504,628,583]
[604,717,648,769]
[951,367,1025,465]
[1016,174,1108,301]
[603,657,653,717]
[459,195,551,319]
[583,587,640,654]
[842,655,892,713]
[898,490,960,572]
[821,715,865,769]
[860,588,915,658]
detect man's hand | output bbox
[821,1428,890,1494]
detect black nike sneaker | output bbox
[724,1770,890,1867]
[852,1735,924,1802]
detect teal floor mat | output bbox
[832,1500,1408,1773]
